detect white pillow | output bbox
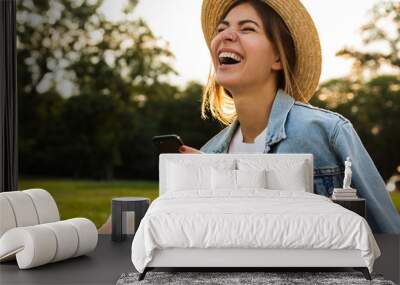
[167,162,211,191]
[267,166,306,191]
[236,169,267,189]
[211,168,236,190]
[237,159,307,191]
[166,158,236,193]
[211,168,268,190]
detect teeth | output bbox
[218,52,242,62]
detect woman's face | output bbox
[210,3,282,93]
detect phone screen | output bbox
[152,135,184,154]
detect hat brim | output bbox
[201,0,322,102]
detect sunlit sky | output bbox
[99,0,380,87]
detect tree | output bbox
[158,81,223,150]
[60,94,125,179]
[17,0,178,179]
[336,1,400,79]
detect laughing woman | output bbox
[178,0,400,233]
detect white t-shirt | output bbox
[228,126,267,153]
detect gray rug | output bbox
[116,271,395,285]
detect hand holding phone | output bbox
[178,145,202,154]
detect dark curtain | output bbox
[0,0,17,192]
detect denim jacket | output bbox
[200,89,400,233]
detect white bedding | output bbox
[131,190,380,273]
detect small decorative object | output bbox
[343,157,353,189]
[332,157,358,200]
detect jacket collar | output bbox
[212,89,295,153]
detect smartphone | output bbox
[152,134,184,154]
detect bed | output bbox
[131,154,380,281]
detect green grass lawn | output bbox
[19,178,400,229]
[19,178,159,228]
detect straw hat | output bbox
[201,0,322,102]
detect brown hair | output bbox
[201,0,301,125]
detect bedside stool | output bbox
[112,197,150,242]
[331,198,366,218]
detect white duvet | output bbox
[131,190,380,273]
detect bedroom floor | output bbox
[0,234,398,285]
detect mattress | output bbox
[131,190,380,273]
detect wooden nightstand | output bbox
[331,198,366,218]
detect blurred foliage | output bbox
[17,0,222,180]
[310,0,400,181]
[336,1,400,79]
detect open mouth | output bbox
[218,52,243,66]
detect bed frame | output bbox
[138,154,372,281]
[140,248,371,280]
